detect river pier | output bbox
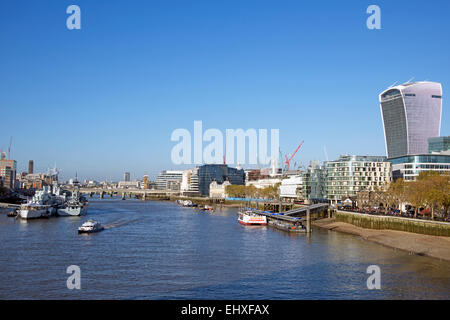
[243,203,331,233]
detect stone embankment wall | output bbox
[336,210,450,237]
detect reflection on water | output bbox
[0,198,449,299]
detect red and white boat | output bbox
[238,210,267,226]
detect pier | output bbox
[245,203,331,233]
[0,202,20,209]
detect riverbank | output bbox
[313,218,450,262]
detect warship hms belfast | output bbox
[17,168,88,219]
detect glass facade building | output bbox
[197,164,245,196]
[302,160,327,202]
[388,154,450,181]
[379,81,442,158]
[428,136,450,153]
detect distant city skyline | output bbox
[1,0,449,181]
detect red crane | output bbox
[284,140,304,171]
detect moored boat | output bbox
[18,187,53,219]
[268,219,306,233]
[238,210,267,226]
[19,203,50,219]
[7,209,18,217]
[57,188,88,216]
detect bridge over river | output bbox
[64,187,179,200]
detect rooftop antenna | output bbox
[389,81,398,88]
[223,143,226,165]
[8,136,12,160]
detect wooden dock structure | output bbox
[244,203,331,233]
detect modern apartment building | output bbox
[379,81,442,158]
[156,170,183,190]
[302,160,327,203]
[326,155,391,204]
[180,167,200,196]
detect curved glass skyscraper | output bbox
[379,81,442,158]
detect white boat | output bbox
[19,203,50,219]
[18,187,53,219]
[78,220,104,234]
[177,199,194,207]
[238,210,267,226]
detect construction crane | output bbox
[284,140,304,171]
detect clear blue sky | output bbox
[1,0,449,181]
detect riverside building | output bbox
[197,164,245,196]
[389,153,450,181]
[279,175,303,202]
[302,160,328,203]
[326,155,391,204]
[180,167,200,196]
[156,170,183,190]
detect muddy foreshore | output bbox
[313,218,450,262]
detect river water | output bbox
[0,198,449,299]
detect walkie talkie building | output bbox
[379,81,442,158]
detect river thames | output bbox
[0,198,449,299]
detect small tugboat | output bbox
[78,220,104,234]
[7,209,18,217]
[237,209,267,226]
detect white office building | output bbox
[156,170,183,190]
